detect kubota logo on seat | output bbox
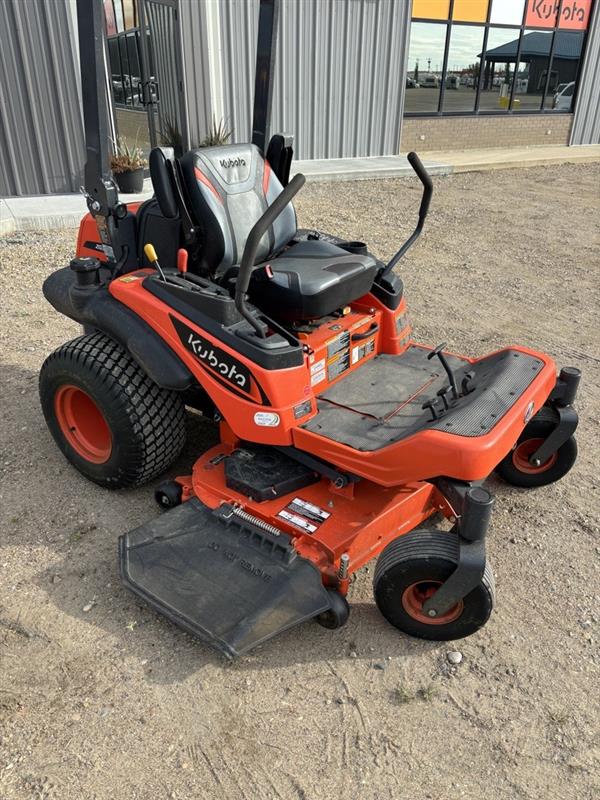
[170,315,269,405]
[219,157,246,169]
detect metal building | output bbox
[1,0,599,198]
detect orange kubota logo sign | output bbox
[525,0,591,28]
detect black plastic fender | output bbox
[43,267,194,391]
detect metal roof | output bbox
[482,30,585,61]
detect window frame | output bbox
[405,0,595,118]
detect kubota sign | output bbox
[525,0,592,29]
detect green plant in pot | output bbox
[110,136,147,194]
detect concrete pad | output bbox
[420,144,600,174]
[2,178,154,232]
[0,199,16,235]
[292,154,452,182]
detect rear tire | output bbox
[373,529,494,641]
[495,417,577,488]
[40,332,186,488]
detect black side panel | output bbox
[43,267,194,391]
[119,498,332,658]
[143,277,304,370]
[137,198,182,269]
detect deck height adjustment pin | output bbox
[338,553,350,580]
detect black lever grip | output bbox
[237,173,306,301]
[407,151,433,222]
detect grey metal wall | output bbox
[570,0,600,145]
[184,0,412,159]
[179,0,214,148]
[0,0,85,196]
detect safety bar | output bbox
[381,151,433,278]
[235,173,306,337]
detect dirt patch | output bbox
[1,163,599,799]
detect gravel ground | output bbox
[1,163,599,800]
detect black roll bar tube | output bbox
[381,151,433,279]
[235,173,306,338]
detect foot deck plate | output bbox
[119,499,332,658]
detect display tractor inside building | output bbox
[39,0,581,657]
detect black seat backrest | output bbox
[179,143,297,276]
[148,147,178,219]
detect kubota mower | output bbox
[39,0,581,657]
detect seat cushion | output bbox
[248,240,378,320]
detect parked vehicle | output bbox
[445,75,460,90]
[553,81,575,110]
[421,74,439,88]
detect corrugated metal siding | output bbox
[570,0,600,145]
[179,0,213,148]
[145,0,184,143]
[0,0,84,196]
[183,0,411,159]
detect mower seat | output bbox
[179,144,377,320]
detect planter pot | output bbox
[114,167,144,194]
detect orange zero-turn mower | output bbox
[39,0,581,658]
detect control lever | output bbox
[461,370,476,395]
[177,248,188,275]
[143,243,167,281]
[423,397,442,421]
[428,343,459,401]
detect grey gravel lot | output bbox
[1,163,599,800]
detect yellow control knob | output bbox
[144,243,158,263]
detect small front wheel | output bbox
[495,417,577,488]
[316,589,350,630]
[155,480,183,510]
[373,529,494,641]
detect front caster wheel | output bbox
[373,529,494,641]
[155,480,183,510]
[316,589,350,629]
[495,417,577,488]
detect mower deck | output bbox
[119,497,333,658]
[304,345,544,451]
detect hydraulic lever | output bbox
[428,343,459,401]
[380,152,433,279]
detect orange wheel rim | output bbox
[512,438,557,474]
[54,384,112,464]
[401,580,463,625]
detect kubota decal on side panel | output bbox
[170,316,269,405]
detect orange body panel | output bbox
[109,269,557,486]
[190,442,453,588]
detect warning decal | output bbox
[276,497,331,534]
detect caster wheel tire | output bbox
[40,332,186,489]
[495,416,577,488]
[316,589,350,630]
[373,529,494,641]
[155,480,183,510]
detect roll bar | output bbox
[235,173,306,338]
[381,152,433,278]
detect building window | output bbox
[406,0,594,116]
[104,0,147,109]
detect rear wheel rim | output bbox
[401,580,463,625]
[512,438,557,474]
[54,384,112,464]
